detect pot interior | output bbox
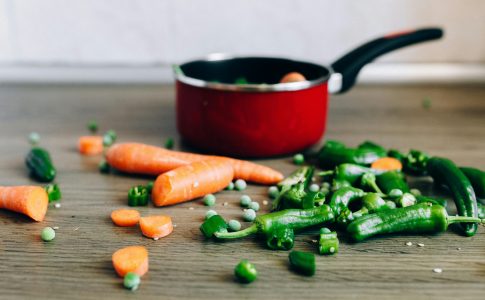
[179,57,330,85]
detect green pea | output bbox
[240,195,252,207]
[28,132,40,146]
[389,189,403,198]
[205,210,218,220]
[321,182,331,189]
[410,188,422,197]
[234,179,247,191]
[309,184,320,193]
[203,194,216,206]
[234,260,258,283]
[123,272,141,291]
[87,120,98,133]
[164,137,174,149]
[248,201,260,212]
[98,160,110,173]
[225,182,235,191]
[228,220,241,232]
[293,153,304,165]
[41,227,55,241]
[268,186,279,199]
[243,209,256,222]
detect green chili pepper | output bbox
[376,171,410,195]
[289,251,315,276]
[45,183,62,202]
[352,193,391,218]
[320,164,380,190]
[387,149,405,161]
[415,195,447,207]
[403,150,429,176]
[103,130,117,147]
[98,160,110,173]
[478,202,485,219]
[317,141,386,168]
[146,181,154,193]
[358,141,386,152]
[328,186,366,216]
[301,191,326,209]
[394,193,416,208]
[427,157,478,237]
[318,228,339,255]
[347,203,484,242]
[460,167,485,199]
[360,172,383,194]
[234,260,257,283]
[200,215,228,238]
[266,225,295,250]
[214,205,335,250]
[25,147,56,182]
[273,166,314,211]
[128,185,149,206]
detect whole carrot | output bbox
[0,186,48,221]
[152,159,234,207]
[106,143,283,184]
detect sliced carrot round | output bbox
[111,209,140,227]
[78,135,103,155]
[139,215,173,239]
[371,157,403,171]
[112,246,148,277]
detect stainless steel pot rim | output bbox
[173,54,332,92]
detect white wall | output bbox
[1,0,484,67]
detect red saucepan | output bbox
[174,27,443,157]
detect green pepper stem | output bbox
[447,216,484,225]
[214,224,258,239]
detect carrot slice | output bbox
[152,159,234,207]
[111,209,140,227]
[280,72,306,83]
[371,157,403,171]
[0,186,48,221]
[139,215,173,239]
[78,136,103,155]
[106,143,283,184]
[112,246,148,277]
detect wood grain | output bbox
[0,84,484,300]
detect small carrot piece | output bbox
[106,143,283,184]
[112,246,149,277]
[139,215,173,238]
[111,209,140,227]
[78,136,103,155]
[152,159,234,207]
[371,157,403,171]
[0,186,48,221]
[280,72,306,83]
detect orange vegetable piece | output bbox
[78,136,103,155]
[112,246,149,277]
[0,186,48,221]
[371,157,403,171]
[280,72,306,83]
[106,143,283,184]
[152,159,234,207]
[139,215,173,239]
[111,209,140,227]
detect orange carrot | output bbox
[152,159,234,207]
[106,143,283,184]
[0,186,48,221]
[139,215,173,238]
[112,246,149,277]
[111,209,140,227]
[78,136,103,155]
[371,157,403,171]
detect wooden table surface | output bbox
[0,84,484,300]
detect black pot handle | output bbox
[330,27,443,94]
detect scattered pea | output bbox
[234,179,247,191]
[410,188,422,196]
[123,272,141,291]
[103,130,117,147]
[389,189,403,198]
[87,120,98,133]
[309,184,320,193]
[322,182,331,189]
[248,201,260,212]
[293,153,305,165]
[262,200,268,206]
[98,160,110,173]
[228,220,242,232]
[205,210,218,220]
[268,186,279,199]
[240,195,252,207]
[243,209,256,222]
[225,182,235,191]
[234,260,258,284]
[422,97,432,110]
[203,194,216,206]
[28,132,40,146]
[41,227,56,241]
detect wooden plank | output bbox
[0,84,484,300]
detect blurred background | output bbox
[0,0,484,84]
